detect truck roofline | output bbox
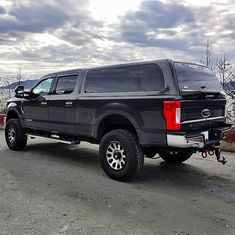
[172,60,209,68]
[40,59,173,79]
[40,58,208,80]
[39,59,209,81]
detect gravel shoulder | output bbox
[0,130,235,235]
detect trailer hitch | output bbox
[214,147,227,165]
[201,147,227,165]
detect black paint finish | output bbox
[6,59,229,148]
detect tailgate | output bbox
[180,99,226,132]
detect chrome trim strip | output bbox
[181,116,224,124]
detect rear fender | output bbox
[93,103,143,139]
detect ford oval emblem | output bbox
[201,109,211,118]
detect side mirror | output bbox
[24,89,36,99]
[15,85,24,98]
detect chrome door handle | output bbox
[41,101,47,106]
[65,101,73,107]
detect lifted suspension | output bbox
[201,146,227,165]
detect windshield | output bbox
[174,62,223,92]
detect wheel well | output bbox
[98,115,138,141]
[6,110,19,122]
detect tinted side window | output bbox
[32,78,53,95]
[55,75,78,94]
[139,64,164,91]
[84,66,138,93]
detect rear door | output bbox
[174,62,226,131]
[48,73,79,136]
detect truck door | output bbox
[22,77,54,131]
[48,73,79,136]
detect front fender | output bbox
[6,102,24,127]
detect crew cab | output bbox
[5,59,231,181]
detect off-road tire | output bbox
[5,119,27,151]
[159,150,192,163]
[99,129,144,181]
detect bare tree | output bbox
[217,54,234,89]
[217,54,235,123]
[0,74,17,114]
[200,39,216,71]
[16,65,22,86]
[200,40,235,123]
[216,54,235,123]
[0,65,25,113]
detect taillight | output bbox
[163,101,181,130]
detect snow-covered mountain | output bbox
[1,79,39,90]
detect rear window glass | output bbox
[174,63,222,91]
[84,66,138,93]
[139,64,164,91]
[55,75,78,94]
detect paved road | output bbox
[0,130,235,235]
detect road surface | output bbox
[0,130,234,235]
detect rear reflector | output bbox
[163,101,181,130]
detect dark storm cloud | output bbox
[0,3,68,33]
[0,1,104,46]
[0,6,6,14]
[123,0,194,29]
[115,0,232,52]
[56,16,104,46]
[120,29,195,50]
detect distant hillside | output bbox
[1,79,39,90]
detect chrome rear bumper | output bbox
[167,134,205,148]
[167,125,232,149]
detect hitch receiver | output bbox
[215,147,227,165]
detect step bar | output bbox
[26,134,80,145]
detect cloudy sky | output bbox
[0,0,234,80]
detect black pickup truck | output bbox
[5,59,231,181]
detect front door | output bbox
[22,77,53,131]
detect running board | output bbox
[27,134,80,145]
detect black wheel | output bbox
[159,150,192,163]
[5,119,27,151]
[99,129,144,181]
[143,147,158,158]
